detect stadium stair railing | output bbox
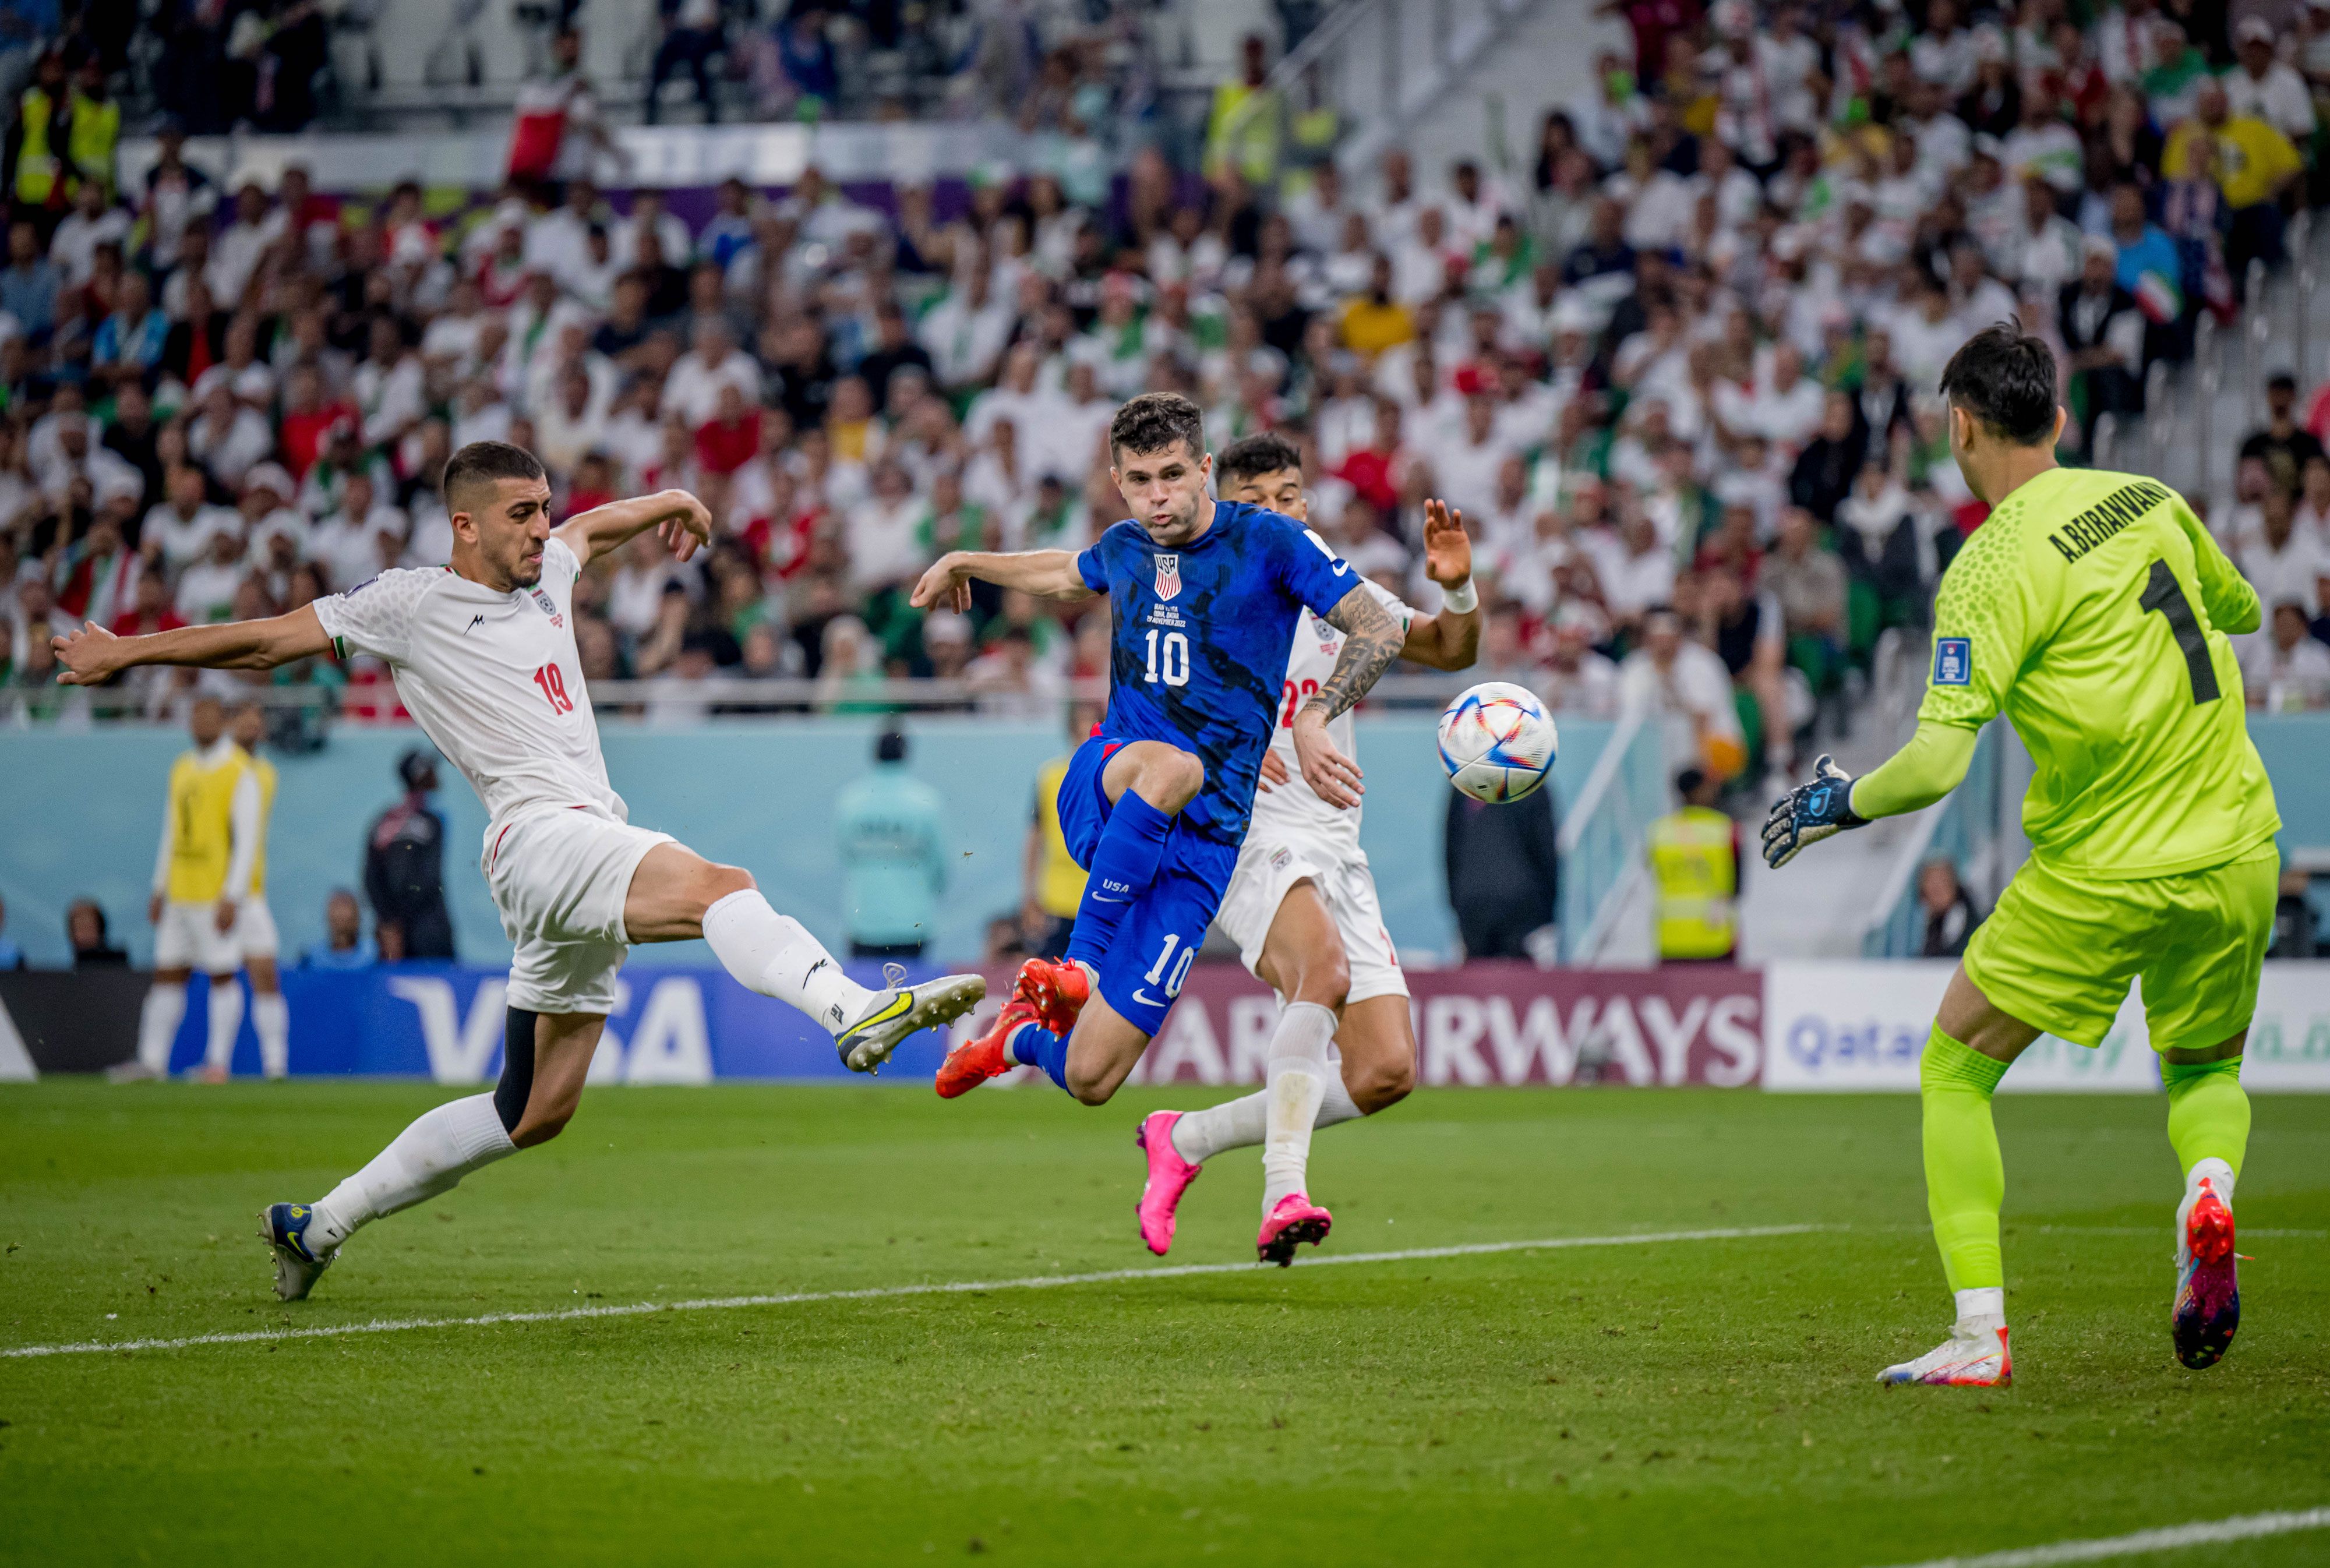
[1556,708,1665,963]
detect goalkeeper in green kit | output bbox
[1763,324,2281,1386]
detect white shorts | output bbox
[154,898,242,974]
[1215,834,1407,1005]
[483,808,673,1015]
[235,897,279,960]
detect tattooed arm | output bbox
[1290,583,1406,809]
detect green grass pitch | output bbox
[3,1082,2328,1567]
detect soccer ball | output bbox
[1437,682,1558,803]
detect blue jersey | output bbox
[1075,500,1358,846]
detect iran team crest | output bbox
[1153,553,1181,601]
[528,587,564,628]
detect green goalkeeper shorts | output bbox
[1962,845,2279,1053]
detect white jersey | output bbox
[312,536,626,832]
[1248,576,1411,848]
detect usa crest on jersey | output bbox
[1153,553,1181,602]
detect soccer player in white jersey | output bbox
[54,440,986,1302]
[1131,433,1481,1259]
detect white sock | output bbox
[1954,1286,2006,1328]
[1261,1001,1336,1213]
[203,977,244,1072]
[253,992,290,1078]
[308,1094,516,1252]
[1171,1066,1366,1165]
[136,982,186,1072]
[701,889,875,1034]
[2186,1156,2236,1207]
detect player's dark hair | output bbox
[1108,392,1206,465]
[876,727,908,763]
[443,440,548,510]
[1938,322,2059,446]
[1216,432,1303,492]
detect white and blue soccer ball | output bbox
[1437,681,1558,803]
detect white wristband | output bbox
[1441,577,1479,615]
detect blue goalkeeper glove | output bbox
[1761,754,1869,869]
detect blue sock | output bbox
[1066,791,1175,969]
[1009,1021,1071,1092]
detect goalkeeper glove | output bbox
[1761,754,1869,869]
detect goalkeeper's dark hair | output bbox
[1938,322,2059,446]
[1216,432,1304,492]
[1108,392,1206,466]
[444,440,548,510]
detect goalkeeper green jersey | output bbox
[1918,465,2280,880]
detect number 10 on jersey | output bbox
[1143,628,1188,687]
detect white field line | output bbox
[1872,1505,2330,1568]
[2,1223,1822,1361]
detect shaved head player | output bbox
[55,441,986,1302]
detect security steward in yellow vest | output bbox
[1648,766,1740,963]
[6,51,72,224]
[1022,752,1089,961]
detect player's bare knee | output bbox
[1063,1059,1120,1106]
[1348,1055,1413,1114]
[698,861,755,903]
[1139,748,1203,813]
[511,1106,574,1148]
[1290,948,1350,1010]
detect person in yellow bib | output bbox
[1021,705,1099,962]
[1648,767,1739,963]
[1764,324,2280,1386]
[113,696,264,1083]
[225,700,289,1078]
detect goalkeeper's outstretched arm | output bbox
[1847,721,1981,820]
[1761,722,1981,868]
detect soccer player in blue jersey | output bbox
[906,393,1408,1262]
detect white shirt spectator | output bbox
[1620,638,1745,741]
[182,407,270,492]
[2239,528,2330,616]
[846,490,927,592]
[48,203,130,287]
[2241,626,2330,709]
[144,500,242,573]
[661,346,761,429]
[309,502,408,592]
[919,286,1016,391]
[206,214,273,307]
[2223,58,2318,144]
[611,206,694,270]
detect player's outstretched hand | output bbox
[1421,499,1473,587]
[1290,711,1363,809]
[656,492,714,562]
[52,620,121,686]
[1761,753,1868,869]
[908,553,974,615]
[1256,749,1290,793]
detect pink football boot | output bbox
[1134,1110,1202,1256]
[1256,1192,1333,1267]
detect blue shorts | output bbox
[1056,734,1240,1037]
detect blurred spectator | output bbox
[2242,601,2330,710]
[1445,769,1559,960]
[1918,857,1985,959]
[2162,78,2301,280]
[2241,374,2328,499]
[0,889,21,968]
[301,889,379,970]
[1623,606,1748,782]
[1647,767,1738,964]
[2059,238,2146,454]
[66,896,125,967]
[835,726,946,959]
[363,748,456,960]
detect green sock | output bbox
[2163,1057,2250,1183]
[1921,1025,2010,1298]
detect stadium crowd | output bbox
[1,0,2329,773]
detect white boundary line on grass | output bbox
[1872,1505,2330,1568]
[2,1223,1821,1361]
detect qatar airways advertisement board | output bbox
[1760,960,2330,1093]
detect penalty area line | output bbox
[2,1222,1824,1361]
[1870,1505,2330,1568]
